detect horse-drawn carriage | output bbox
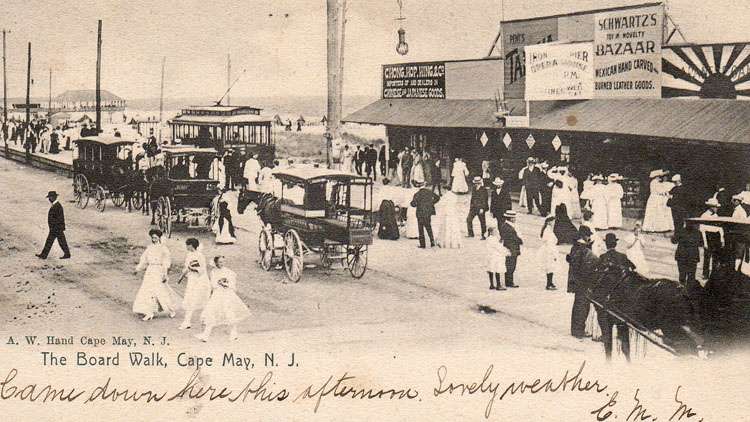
[586,216,750,360]
[72,135,141,212]
[241,168,373,282]
[148,145,220,238]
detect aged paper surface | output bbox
[0,1,748,420]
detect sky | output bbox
[1,0,749,100]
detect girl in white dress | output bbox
[450,158,469,194]
[435,191,463,249]
[625,223,650,277]
[133,229,180,321]
[411,153,425,187]
[196,256,251,342]
[539,216,559,290]
[178,238,212,330]
[485,227,507,290]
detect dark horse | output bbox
[237,189,291,228]
[588,262,704,360]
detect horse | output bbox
[237,188,291,228]
[587,261,704,360]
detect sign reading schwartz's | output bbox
[593,4,662,97]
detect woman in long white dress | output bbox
[643,171,674,232]
[214,200,237,244]
[567,172,582,220]
[451,158,469,193]
[411,152,425,187]
[133,229,180,321]
[341,145,353,173]
[549,168,567,216]
[209,157,226,191]
[178,238,211,330]
[196,256,251,342]
[582,176,608,230]
[435,191,463,248]
[625,223,650,277]
[606,174,624,229]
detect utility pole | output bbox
[95,19,102,133]
[159,56,165,143]
[226,54,231,106]
[48,67,52,120]
[2,30,8,133]
[325,0,342,168]
[25,42,31,128]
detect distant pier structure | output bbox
[50,89,126,124]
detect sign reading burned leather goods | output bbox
[382,62,446,99]
[593,5,662,97]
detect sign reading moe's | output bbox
[382,61,446,99]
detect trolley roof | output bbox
[160,145,218,155]
[74,135,138,146]
[273,167,371,184]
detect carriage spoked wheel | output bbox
[111,191,126,208]
[283,229,303,283]
[130,193,144,211]
[258,230,274,271]
[94,186,107,213]
[73,174,90,209]
[347,245,368,279]
[156,196,172,238]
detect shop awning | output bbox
[343,99,509,129]
[529,98,750,145]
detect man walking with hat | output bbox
[410,182,440,248]
[499,210,522,288]
[599,233,635,272]
[36,191,71,260]
[489,177,512,227]
[519,157,542,215]
[466,176,488,239]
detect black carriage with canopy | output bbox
[257,167,374,282]
[72,135,139,212]
[149,145,221,238]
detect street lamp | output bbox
[396,28,408,55]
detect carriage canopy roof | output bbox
[273,167,370,184]
[74,135,137,146]
[160,145,218,156]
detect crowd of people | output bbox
[2,118,75,155]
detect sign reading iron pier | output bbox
[382,61,446,99]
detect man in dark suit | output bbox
[519,157,542,215]
[354,146,364,176]
[668,174,689,237]
[499,211,522,288]
[410,184,440,248]
[599,233,636,272]
[567,226,597,338]
[538,162,553,216]
[366,145,378,181]
[489,177,512,227]
[36,191,71,259]
[378,145,387,177]
[400,148,413,188]
[466,176,488,239]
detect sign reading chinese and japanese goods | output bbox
[382,62,446,99]
[593,5,663,97]
[525,42,594,100]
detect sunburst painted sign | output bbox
[662,43,750,99]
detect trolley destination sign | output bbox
[382,61,446,99]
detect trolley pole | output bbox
[48,67,52,121]
[25,42,31,128]
[2,30,8,135]
[326,0,341,169]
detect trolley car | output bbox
[257,168,373,282]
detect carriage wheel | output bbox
[130,193,144,211]
[157,196,172,238]
[112,191,126,208]
[283,230,303,283]
[94,186,106,213]
[258,230,274,271]
[73,174,90,209]
[347,245,368,279]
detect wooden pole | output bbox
[95,19,102,133]
[48,67,52,120]
[326,0,341,168]
[159,56,165,142]
[338,0,346,126]
[25,42,30,127]
[226,54,231,106]
[2,30,7,128]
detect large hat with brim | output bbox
[649,169,665,178]
[492,177,504,187]
[592,174,604,181]
[705,197,720,207]
[732,192,744,201]
[503,210,517,218]
[46,191,58,199]
[472,176,483,184]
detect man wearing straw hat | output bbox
[699,197,723,279]
[499,210,522,288]
[36,191,71,260]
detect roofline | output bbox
[664,41,750,48]
[273,171,372,184]
[383,57,502,69]
[500,1,662,24]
